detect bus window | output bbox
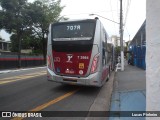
[52,21,95,40]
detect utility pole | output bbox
[120,0,124,71]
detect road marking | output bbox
[0,71,46,85]
[12,89,79,120]
[0,66,46,74]
[30,89,79,111]
[0,71,46,80]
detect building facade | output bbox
[0,40,11,52]
[111,35,126,47]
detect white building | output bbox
[111,35,126,47]
[0,39,11,52]
[111,35,120,47]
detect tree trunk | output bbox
[42,31,47,65]
[17,30,22,68]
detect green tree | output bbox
[0,0,64,66]
[10,34,19,52]
[115,46,121,55]
[0,0,28,67]
[26,0,63,63]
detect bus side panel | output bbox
[47,25,54,80]
[100,23,110,85]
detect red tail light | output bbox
[91,54,99,74]
[47,55,52,69]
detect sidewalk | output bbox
[109,61,146,120]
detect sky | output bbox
[0,0,146,41]
[60,0,146,41]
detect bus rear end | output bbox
[47,19,102,87]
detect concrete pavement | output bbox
[0,66,46,74]
[0,66,115,120]
[109,61,146,120]
[0,62,146,119]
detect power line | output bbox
[117,0,119,18]
[89,14,119,24]
[110,0,117,35]
[123,0,131,27]
[61,10,117,17]
[123,0,131,41]
[124,26,130,41]
[125,27,130,36]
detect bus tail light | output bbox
[47,55,52,69]
[91,54,99,74]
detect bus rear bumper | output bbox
[47,68,102,87]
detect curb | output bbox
[110,92,120,111]
[85,71,115,120]
[109,72,121,120]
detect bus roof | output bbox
[54,18,98,24]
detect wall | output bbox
[146,0,160,118]
[129,21,146,69]
[0,52,44,69]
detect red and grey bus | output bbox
[47,18,114,87]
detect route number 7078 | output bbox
[67,25,81,31]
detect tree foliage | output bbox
[0,0,28,32]
[25,0,63,60]
[29,0,63,37]
[0,0,63,63]
[0,0,28,54]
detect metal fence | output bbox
[0,52,45,70]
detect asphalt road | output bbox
[0,67,113,120]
